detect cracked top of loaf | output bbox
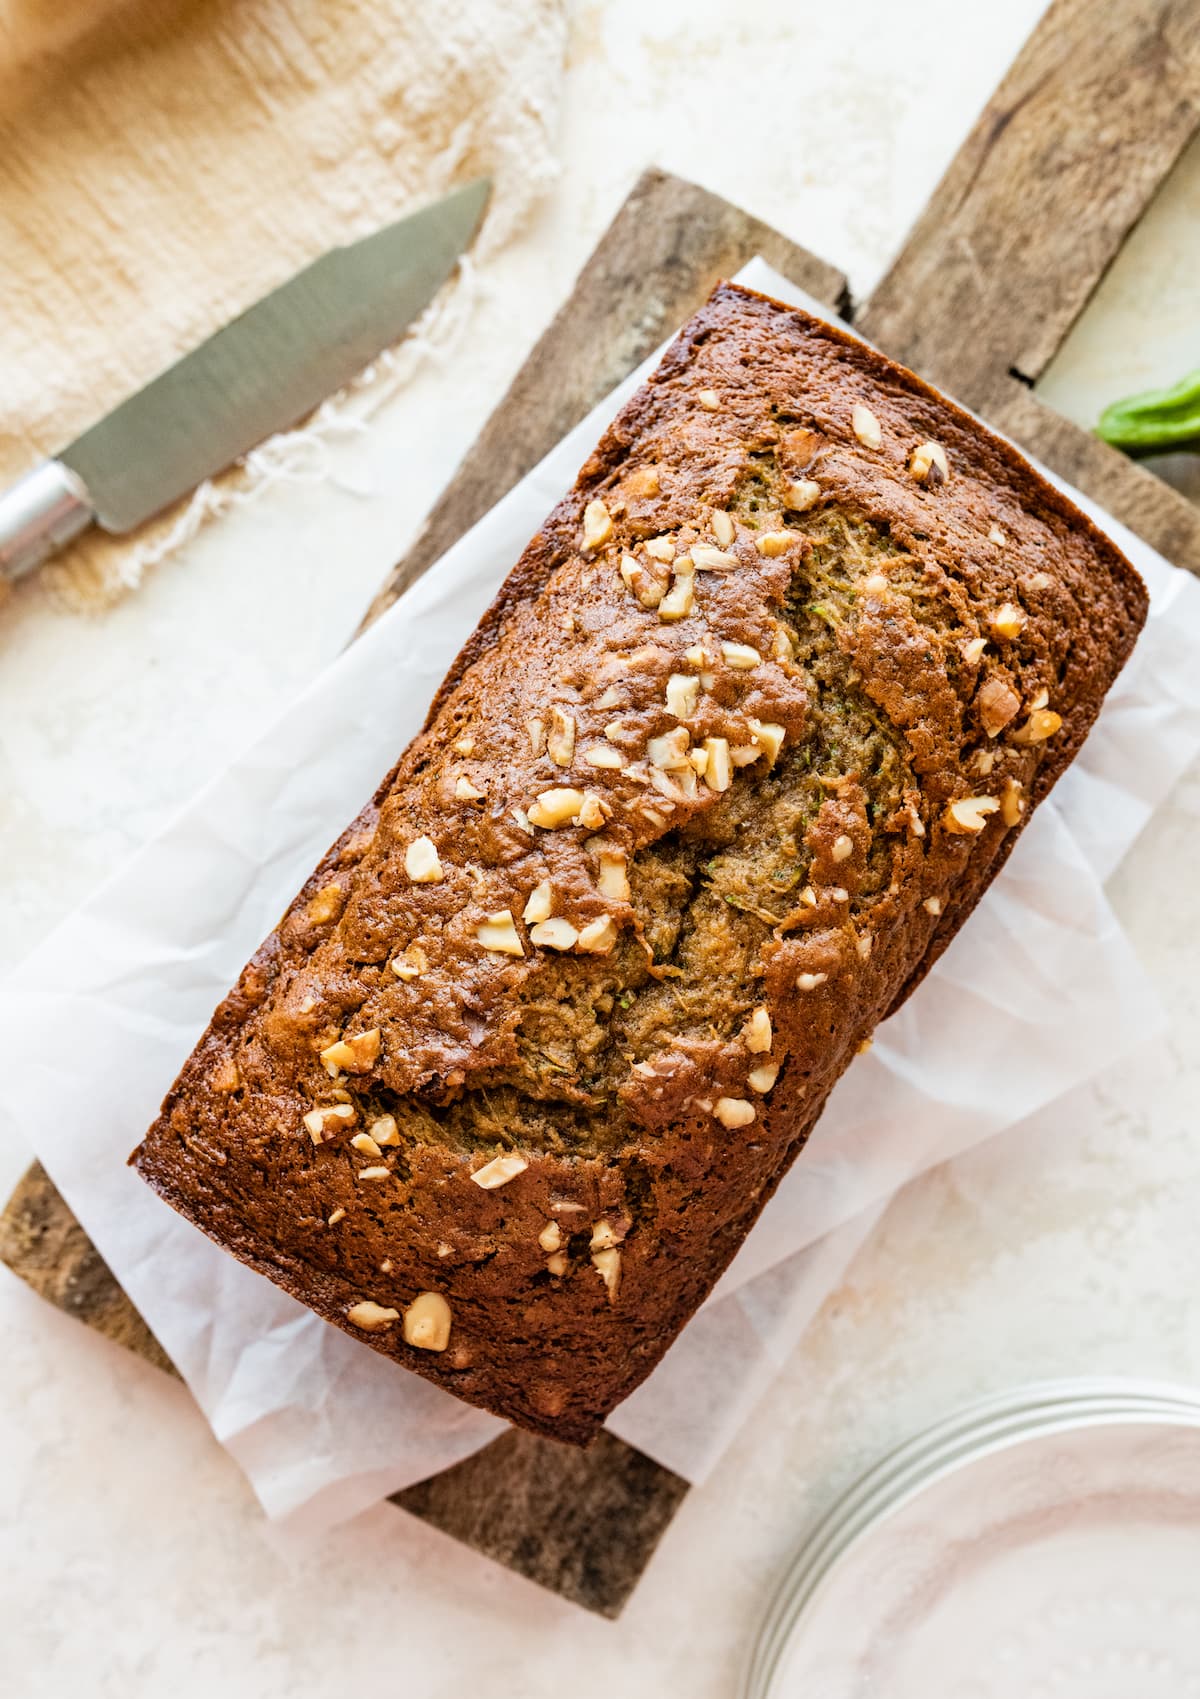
[133,282,1147,1444]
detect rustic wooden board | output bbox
[5,0,1200,1617]
[858,0,1200,573]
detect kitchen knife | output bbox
[0,177,491,583]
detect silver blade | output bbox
[61,179,490,533]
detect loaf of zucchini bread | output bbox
[133,283,1147,1444]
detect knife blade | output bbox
[0,178,490,582]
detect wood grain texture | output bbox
[0,1160,174,1375]
[859,0,1200,404]
[981,376,1200,571]
[393,1429,688,1618]
[361,165,848,626]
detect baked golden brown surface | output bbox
[132,283,1147,1444]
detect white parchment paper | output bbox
[4,261,1200,1525]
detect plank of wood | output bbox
[0,1159,173,1376]
[362,165,848,626]
[858,0,1200,570]
[0,171,846,1618]
[393,1430,688,1619]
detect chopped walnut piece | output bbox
[649,726,692,771]
[924,896,943,916]
[547,706,576,767]
[581,498,613,553]
[703,737,732,793]
[303,1103,356,1144]
[692,544,739,572]
[861,572,890,595]
[645,535,676,563]
[755,531,794,558]
[977,675,1022,736]
[909,440,949,485]
[357,1166,392,1182]
[527,717,546,756]
[404,836,443,883]
[988,525,1008,546]
[471,1152,530,1190]
[403,1291,452,1352]
[597,848,631,903]
[1012,708,1063,745]
[454,775,486,801]
[748,720,786,764]
[989,602,1027,641]
[712,508,735,546]
[351,1132,383,1159]
[623,464,660,498]
[523,879,553,924]
[476,910,524,956]
[436,1243,453,1259]
[590,1217,627,1249]
[584,744,623,768]
[452,734,476,756]
[319,1027,381,1076]
[528,787,585,828]
[211,1057,241,1094]
[391,944,427,981]
[697,388,721,411]
[831,833,854,863]
[371,1115,400,1147]
[748,1062,779,1094]
[721,641,761,670]
[666,673,700,719]
[658,572,695,621]
[347,1301,399,1332]
[547,1251,569,1277]
[621,552,667,609]
[306,884,344,925]
[730,743,763,767]
[538,1220,563,1253]
[578,792,607,830]
[852,403,882,448]
[327,1208,346,1226]
[1028,571,1053,591]
[961,636,988,666]
[944,795,1000,834]
[577,915,618,955]
[784,477,821,512]
[1000,777,1025,827]
[782,426,824,469]
[856,934,873,961]
[530,916,579,951]
[715,1096,756,1128]
[1029,687,1050,711]
[743,1006,772,1053]
[592,1247,622,1300]
[797,972,828,992]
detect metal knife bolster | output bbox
[0,462,95,581]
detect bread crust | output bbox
[133,283,1147,1445]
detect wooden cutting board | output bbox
[3,0,1198,1619]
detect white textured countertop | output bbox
[4,2,1200,1692]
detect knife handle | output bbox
[0,461,95,583]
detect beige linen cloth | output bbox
[0,0,565,608]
